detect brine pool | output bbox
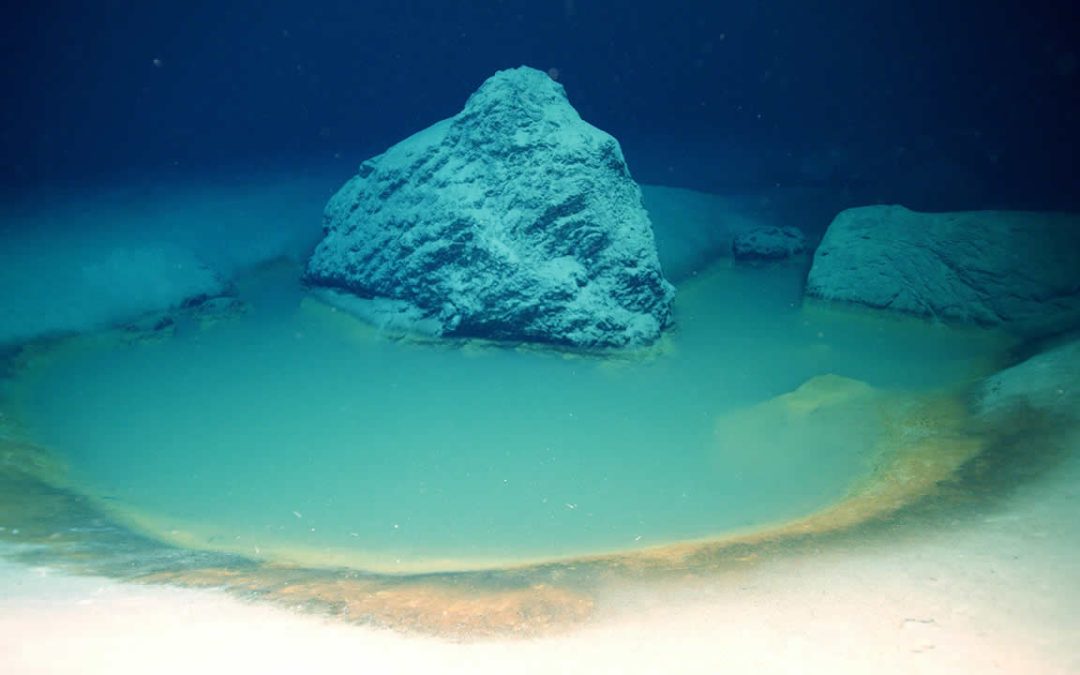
[6,261,1009,574]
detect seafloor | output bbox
[0,170,1077,673]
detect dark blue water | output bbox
[3,1,1077,209]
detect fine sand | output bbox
[2,428,1077,675]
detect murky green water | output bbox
[12,262,1008,572]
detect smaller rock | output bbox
[976,337,1080,418]
[731,226,807,262]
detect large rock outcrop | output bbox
[306,66,674,349]
[806,206,1080,337]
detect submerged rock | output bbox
[306,66,674,349]
[731,225,807,262]
[806,206,1080,337]
[976,337,1080,418]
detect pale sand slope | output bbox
[1,428,1077,675]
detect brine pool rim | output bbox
[1,281,1061,638]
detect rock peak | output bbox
[465,66,567,107]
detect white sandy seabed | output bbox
[1,424,1077,675]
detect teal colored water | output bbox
[15,262,1006,572]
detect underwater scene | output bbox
[1,2,1078,673]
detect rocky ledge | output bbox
[806,205,1080,338]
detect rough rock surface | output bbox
[976,337,1080,419]
[306,66,674,349]
[732,225,807,262]
[806,205,1080,337]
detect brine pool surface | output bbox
[12,263,1007,573]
